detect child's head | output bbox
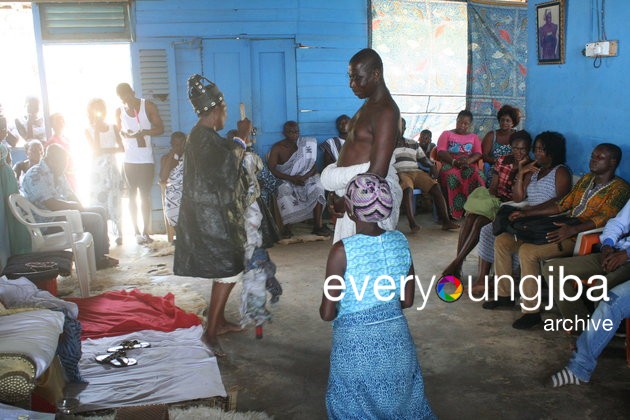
[345,173,393,223]
[419,129,432,148]
[170,131,186,154]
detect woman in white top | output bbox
[115,83,164,244]
[86,98,124,245]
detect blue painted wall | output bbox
[133,0,368,145]
[526,0,630,181]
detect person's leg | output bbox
[124,163,141,237]
[137,163,155,239]
[403,187,419,232]
[443,215,489,276]
[80,208,117,268]
[472,223,496,294]
[398,173,419,233]
[83,206,110,256]
[203,275,243,356]
[428,184,459,230]
[543,253,605,325]
[549,280,630,386]
[513,239,574,329]
[483,233,521,309]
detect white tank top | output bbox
[88,124,118,149]
[119,99,154,164]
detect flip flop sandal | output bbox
[95,351,138,367]
[107,339,151,353]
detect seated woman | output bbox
[13,139,43,183]
[472,131,572,295]
[436,110,485,220]
[481,105,521,182]
[442,130,532,279]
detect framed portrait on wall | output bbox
[536,0,565,64]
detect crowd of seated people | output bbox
[2,87,629,392]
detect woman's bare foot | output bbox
[201,333,226,357]
[216,321,244,336]
[409,224,421,234]
[442,220,460,230]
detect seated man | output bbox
[267,121,329,237]
[417,129,436,172]
[21,144,117,269]
[543,196,630,326]
[484,143,630,329]
[393,118,458,233]
[547,279,630,387]
[320,114,349,169]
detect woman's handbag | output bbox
[503,214,581,244]
[492,205,521,236]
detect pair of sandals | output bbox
[95,340,150,367]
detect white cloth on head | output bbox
[320,159,402,243]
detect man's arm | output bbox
[367,105,398,177]
[418,156,438,178]
[115,108,123,133]
[42,198,83,212]
[139,100,165,138]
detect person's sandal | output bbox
[95,350,137,367]
[107,339,151,353]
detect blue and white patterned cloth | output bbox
[327,302,435,419]
[326,231,435,419]
[21,159,74,215]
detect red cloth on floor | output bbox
[66,289,201,340]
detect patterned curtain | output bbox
[371,0,468,140]
[466,1,528,137]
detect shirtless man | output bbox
[321,48,403,243]
[268,121,328,237]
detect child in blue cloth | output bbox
[320,173,435,419]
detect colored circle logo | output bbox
[436,275,463,302]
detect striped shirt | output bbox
[393,139,426,173]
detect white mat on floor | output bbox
[67,325,226,412]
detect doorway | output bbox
[194,38,297,157]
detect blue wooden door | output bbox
[202,39,297,157]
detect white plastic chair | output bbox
[8,193,95,297]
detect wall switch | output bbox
[584,40,618,57]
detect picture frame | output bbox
[536,0,565,64]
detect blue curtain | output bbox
[466,1,528,137]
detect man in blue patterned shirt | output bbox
[22,144,117,269]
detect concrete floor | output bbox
[113,212,630,419]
